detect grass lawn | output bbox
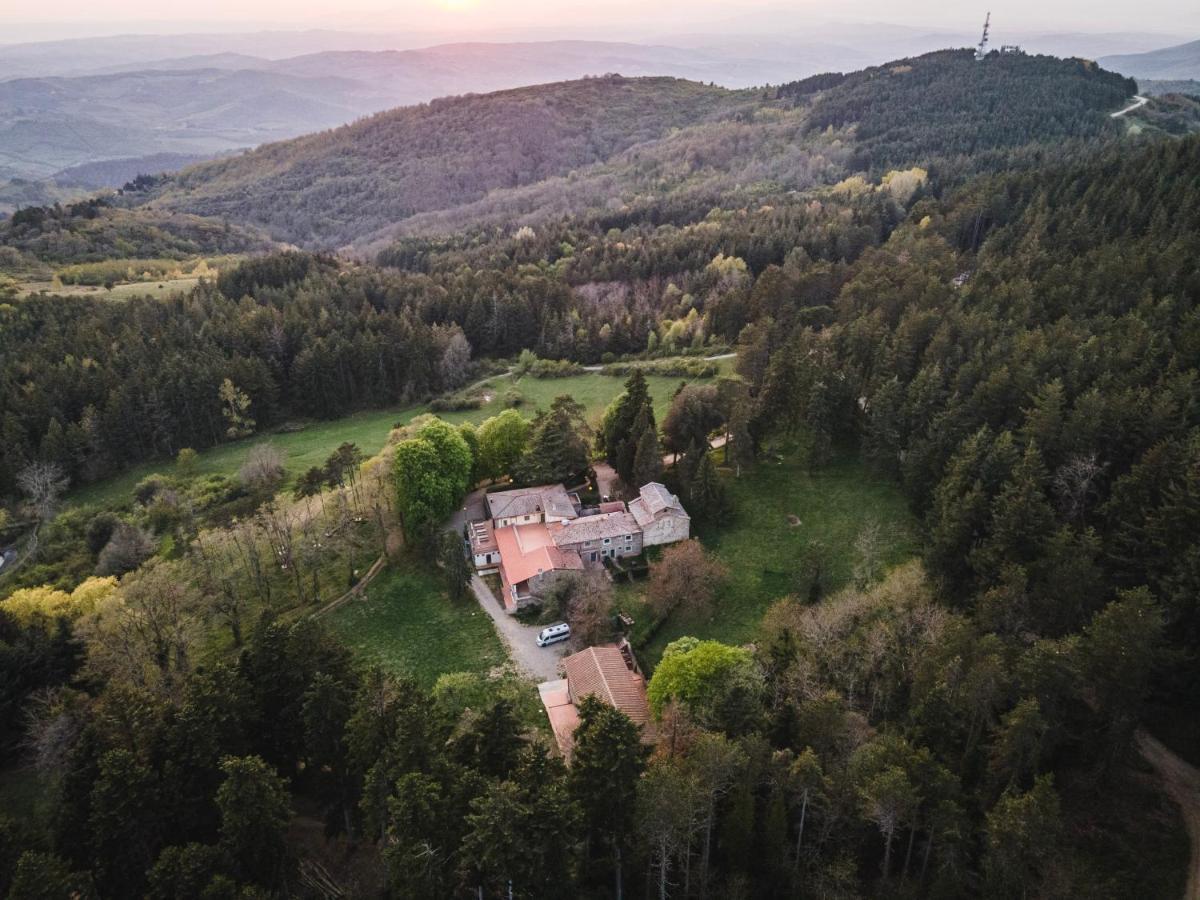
[634,439,920,667]
[327,562,507,686]
[69,361,730,510]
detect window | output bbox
[603,538,611,545]
[624,534,632,540]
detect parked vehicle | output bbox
[536,622,571,647]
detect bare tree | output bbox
[240,442,286,495]
[95,522,156,576]
[1053,453,1106,524]
[17,460,68,521]
[562,571,614,647]
[22,687,87,773]
[648,540,728,620]
[191,529,250,645]
[438,327,473,390]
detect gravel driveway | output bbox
[448,488,568,683]
[469,574,569,682]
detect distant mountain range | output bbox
[1101,39,1200,81]
[0,27,1188,194]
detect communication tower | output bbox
[975,12,991,60]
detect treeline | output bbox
[0,198,269,270]
[0,562,1176,898]
[1,185,907,500]
[0,259,476,495]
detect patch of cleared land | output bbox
[17,276,204,301]
[622,440,920,668]
[327,564,507,686]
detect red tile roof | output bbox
[563,646,651,728]
[495,522,583,586]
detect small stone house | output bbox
[486,484,580,529]
[539,642,653,759]
[628,482,690,547]
[550,509,643,564]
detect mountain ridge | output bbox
[135,50,1137,250]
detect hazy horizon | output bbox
[2,1,1197,48]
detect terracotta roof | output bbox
[550,510,640,547]
[486,484,578,521]
[629,482,688,527]
[599,500,628,514]
[538,679,581,757]
[563,646,651,728]
[495,522,583,586]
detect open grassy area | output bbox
[632,439,920,667]
[18,275,204,301]
[69,361,730,510]
[327,563,507,686]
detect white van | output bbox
[536,623,571,647]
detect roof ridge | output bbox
[591,646,618,708]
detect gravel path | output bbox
[1138,729,1200,899]
[468,574,568,682]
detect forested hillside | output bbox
[134,51,1137,250]
[795,49,1135,173]
[0,197,270,272]
[140,76,749,248]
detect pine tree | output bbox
[570,696,646,899]
[690,453,731,526]
[632,420,663,488]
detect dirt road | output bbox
[1112,95,1149,118]
[1138,729,1200,899]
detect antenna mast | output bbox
[976,12,991,60]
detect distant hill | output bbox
[0,68,387,180]
[51,153,228,190]
[1138,78,1200,96]
[1101,39,1200,80]
[798,49,1136,171]
[141,76,748,248]
[137,52,1140,250]
[0,199,272,270]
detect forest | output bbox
[1,48,1196,899]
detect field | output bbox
[69,362,729,509]
[17,275,203,301]
[627,439,920,667]
[327,564,507,686]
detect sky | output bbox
[2,0,1197,44]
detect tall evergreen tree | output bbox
[570,696,646,899]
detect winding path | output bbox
[1112,95,1149,118]
[1138,730,1200,899]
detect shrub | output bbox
[428,395,483,412]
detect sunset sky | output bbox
[3,0,1197,43]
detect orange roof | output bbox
[563,646,651,729]
[495,522,583,586]
[538,679,581,757]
